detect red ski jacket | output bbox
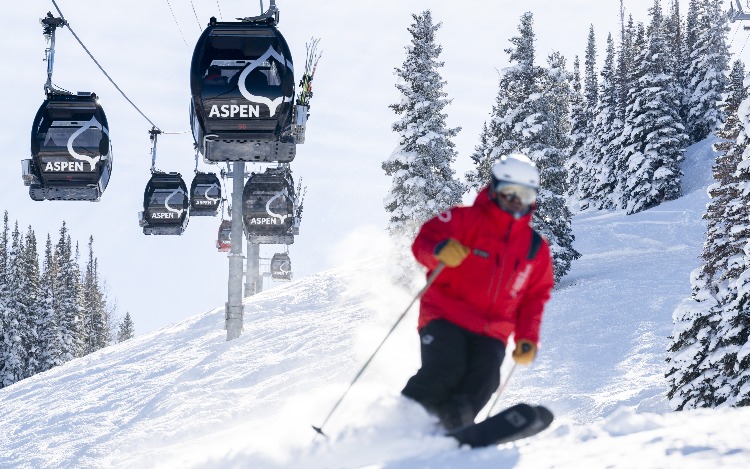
[411,187,555,345]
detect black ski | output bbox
[448,403,554,448]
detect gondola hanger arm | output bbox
[237,0,279,25]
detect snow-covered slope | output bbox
[2,138,750,468]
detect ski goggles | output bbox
[494,182,538,206]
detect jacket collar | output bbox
[474,186,534,233]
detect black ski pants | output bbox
[401,319,506,427]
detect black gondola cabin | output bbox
[190,172,222,216]
[23,92,113,201]
[139,172,190,235]
[190,17,297,163]
[242,168,296,244]
[270,252,292,281]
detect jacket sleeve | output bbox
[411,208,463,271]
[514,240,555,345]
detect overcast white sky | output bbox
[0,0,743,335]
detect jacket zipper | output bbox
[487,222,514,314]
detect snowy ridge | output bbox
[2,140,750,467]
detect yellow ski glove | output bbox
[434,239,470,267]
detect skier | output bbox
[401,153,555,431]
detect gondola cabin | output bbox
[190,172,222,216]
[190,17,297,163]
[139,172,190,235]
[270,252,292,281]
[242,168,295,244]
[22,92,113,201]
[217,219,232,252]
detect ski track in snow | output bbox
[2,139,750,467]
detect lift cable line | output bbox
[164,0,189,47]
[215,0,223,21]
[189,0,203,31]
[48,0,186,135]
[729,21,741,46]
[740,31,750,56]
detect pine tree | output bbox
[55,223,83,362]
[0,212,8,388]
[38,234,61,372]
[590,33,622,210]
[491,12,544,155]
[703,60,747,285]
[82,236,110,354]
[481,12,578,280]
[566,56,589,210]
[702,59,750,407]
[383,9,465,242]
[2,223,28,387]
[468,11,541,188]
[666,268,720,409]
[117,312,135,343]
[583,25,599,125]
[620,2,687,214]
[466,121,493,192]
[534,51,581,280]
[617,13,636,123]
[664,0,688,126]
[684,0,730,142]
[20,227,40,377]
[667,59,750,409]
[578,25,599,205]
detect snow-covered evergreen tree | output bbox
[117,312,135,343]
[701,60,750,408]
[667,59,749,410]
[82,236,110,354]
[683,0,700,106]
[38,234,61,372]
[533,51,581,280]
[664,0,687,126]
[617,13,636,123]
[383,10,465,281]
[619,2,687,214]
[684,0,730,142]
[566,56,589,210]
[466,121,493,192]
[703,60,747,285]
[589,33,622,210]
[55,223,83,362]
[467,10,541,191]
[583,26,599,124]
[484,12,544,159]
[0,212,8,388]
[20,227,40,377]
[479,12,578,280]
[2,223,29,387]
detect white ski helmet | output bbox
[490,153,540,190]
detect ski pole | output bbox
[312,262,446,439]
[484,362,517,420]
